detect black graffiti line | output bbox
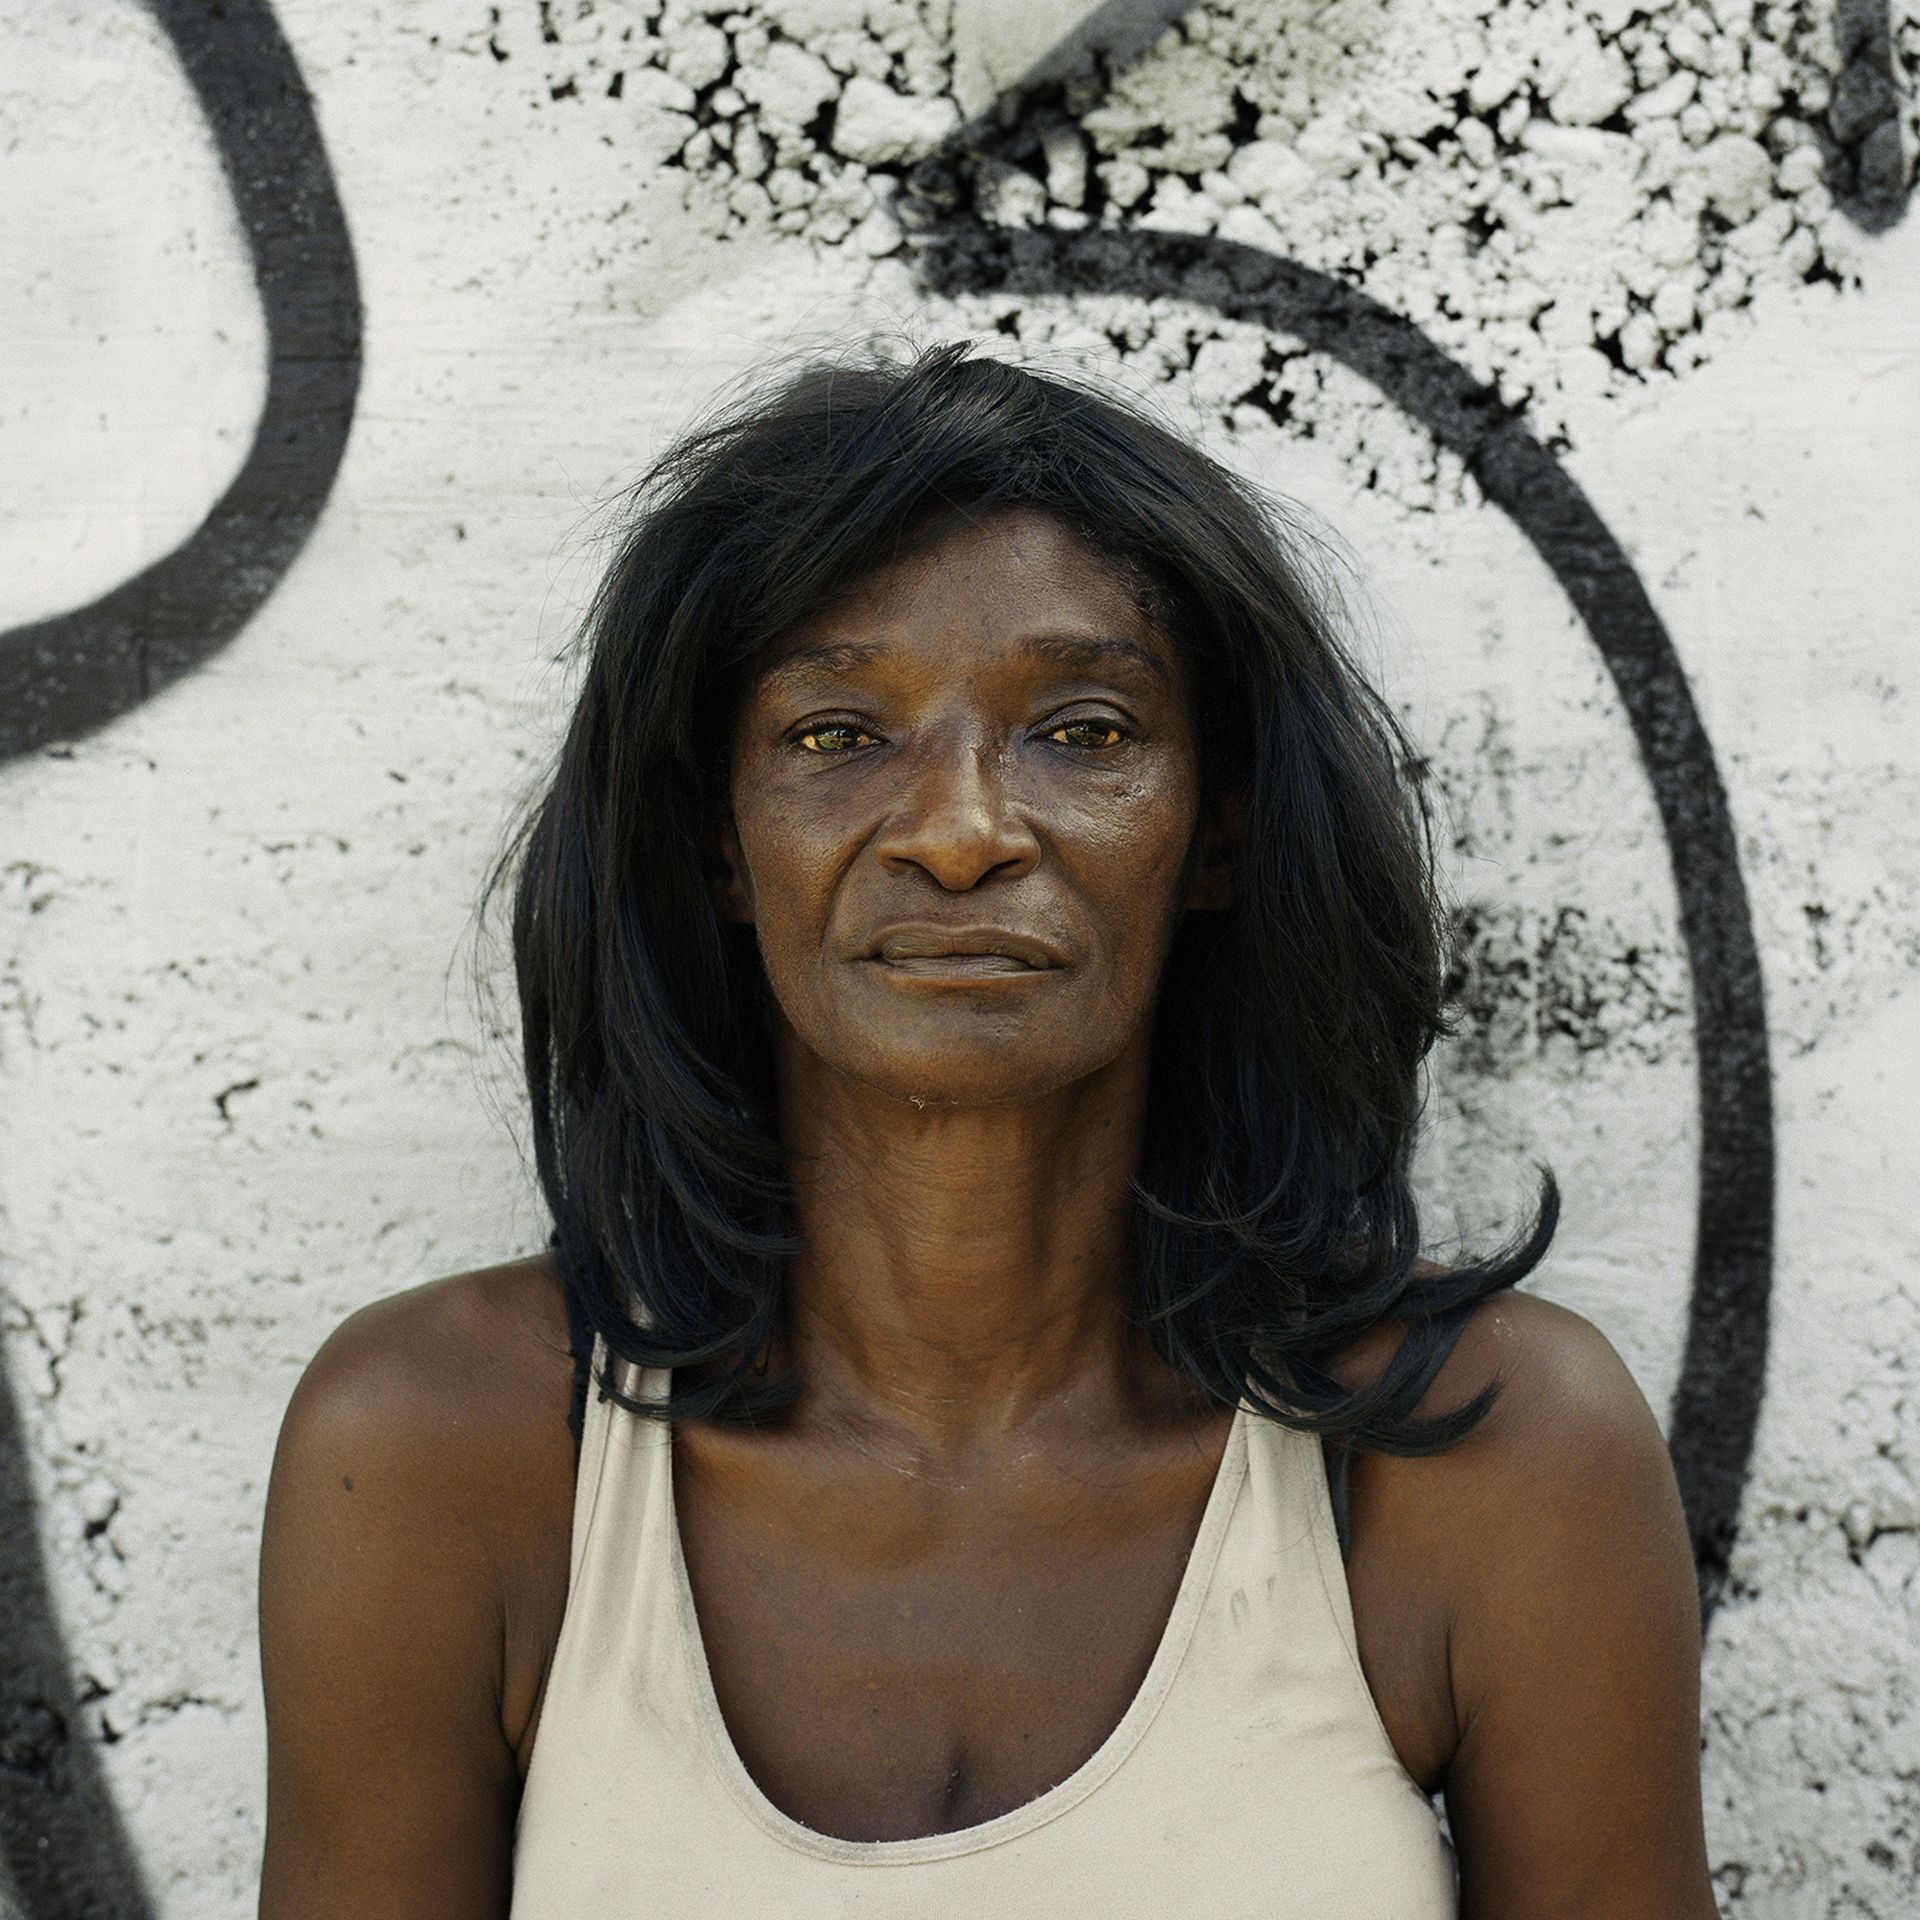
[0,0,363,764]
[915,226,1774,1623]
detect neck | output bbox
[772,1032,1159,1453]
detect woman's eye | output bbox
[1045,719,1126,750]
[795,723,876,754]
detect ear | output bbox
[1183,786,1246,913]
[707,815,756,925]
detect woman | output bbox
[258,344,1717,1916]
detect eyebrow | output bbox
[759,633,1175,693]
[759,640,889,684]
[1022,634,1174,692]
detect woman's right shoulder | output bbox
[269,1250,580,1604]
[283,1252,575,1458]
[259,1256,579,1913]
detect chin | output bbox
[845,1034,1118,1111]
[773,982,1145,1110]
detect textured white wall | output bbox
[1,1,1915,1913]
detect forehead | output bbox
[752,507,1180,690]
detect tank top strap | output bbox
[562,1336,670,1594]
[1214,1402,1405,1770]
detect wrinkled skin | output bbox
[717,506,1230,1114]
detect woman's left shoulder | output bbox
[1356,1287,1691,1592]
[1428,1287,1670,1466]
[1340,1286,1671,1484]
[1353,1292,1716,1912]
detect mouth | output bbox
[866,925,1065,977]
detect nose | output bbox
[871,726,1040,891]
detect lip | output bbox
[866,925,1066,972]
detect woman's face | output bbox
[720,507,1231,1109]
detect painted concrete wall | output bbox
[1,0,1914,1912]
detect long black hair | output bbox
[495,340,1554,1451]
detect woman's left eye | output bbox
[1044,719,1127,750]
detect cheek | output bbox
[731,794,848,975]
[1070,775,1200,909]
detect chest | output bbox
[509,1411,1459,1820]
[671,1417,1234,1842]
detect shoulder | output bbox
[259,1261,578,1906]
[281,1251,575,1469]
[263,1253,577,1707]
[1345,1287,1689,1605]
[1344,1292,1712,1903]
[1335,1289,1698,1746]
[1433,1293,1686,1575]
[1408,1285,1698,1642]
[1445,1287,1655,1442]
[268,1246,576,1583]
[1340,1286,1666,1480]
[268,1250,578,1638]
[1348,1307,1714,1909]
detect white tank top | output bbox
[511,1348,1457,1916]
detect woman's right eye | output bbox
[794,723,876,754]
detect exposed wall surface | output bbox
[1,0,1915,1913]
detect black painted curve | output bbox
[916,226,1775,1623]
[0,0,362,764]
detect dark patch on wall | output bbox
[1444,904,1692,1073]
[912,218,1775,1621]
[1827,0,1914,229]
[0,0,362,764]
[0,1360,153,1918]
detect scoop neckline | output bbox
[661,1385,1252,1866]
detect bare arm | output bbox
[1433,1299,1719,1918]
[258,1268,570,1919]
